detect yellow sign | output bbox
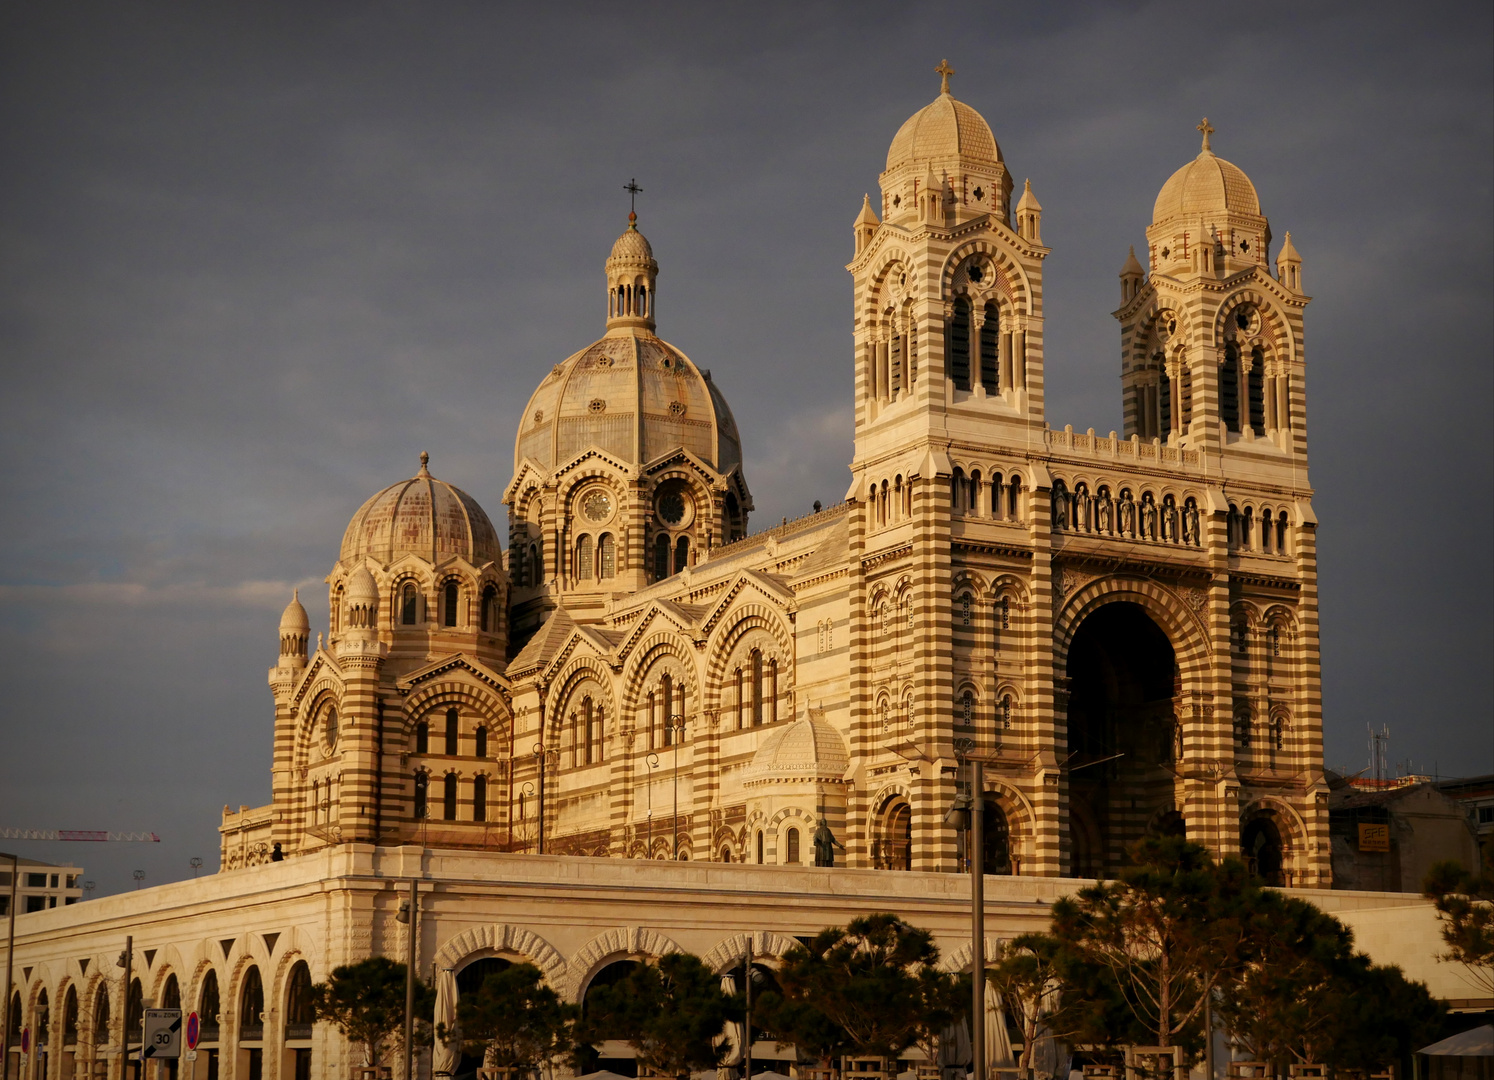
[1359,822,1390,852]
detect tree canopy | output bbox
[310,957,434,1066]
[449,962,577,1072]
[577,952,735,1080]
[766,913,960,1064]
[1424,858,1494,998]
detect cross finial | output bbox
[624,178,643,221]
[935,59,955,95]
[1197,117,1215,152]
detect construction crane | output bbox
[0,829,159,842]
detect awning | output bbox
[1418,1025,1494,1058]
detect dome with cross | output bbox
[1152,119,1262,226]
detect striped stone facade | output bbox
[222,77,1329,890]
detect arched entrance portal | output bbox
[1242,815,1285,886]
[453,957,513,1079]
[1064,601,1180,877]
[577,959,642,1077]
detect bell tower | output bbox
[844,63,1051,872]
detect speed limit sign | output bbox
[143,1008,182,1059]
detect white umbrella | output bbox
[432,965,459,1077]
[986,981,1016,1071]
[939,1016,972,1069]
[720,971,743,1065]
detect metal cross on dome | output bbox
[936,59,955,94]
[624,178,643,215]
[1197,117,1215,152]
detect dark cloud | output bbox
[2,1,1490,894]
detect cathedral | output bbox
[16,65,1409,1080]
[229,64,1329,888]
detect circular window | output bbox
[668,400,686,417]
[967,262,985,284]
[582,489,613,523]
[324,707,339,750]
[1234,307,1260,336]
[588,399,606,413]
[655,482,694,527]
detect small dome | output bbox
[886,93,1001,173]
[340,452,500,568]
[345,566,378,605]
[609,215,654,262]
[1152,131,1261,225]
[744,713,850,786]
[279,590,310,633]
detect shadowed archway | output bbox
[1064,601,1179,877]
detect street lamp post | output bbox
[645,753,660,857]
[532,741,556,855]
[668,715,686,858]
[520,782,536,854]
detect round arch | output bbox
[564,927,683,1003]
[433,924,567,990]
[1053,576,1210,684]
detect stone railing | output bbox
[708,500,852,559]
[1046,425,1202,468]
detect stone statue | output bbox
[1097,493,1112,534]
[1119,494,1136,536]
[814,820,845,867]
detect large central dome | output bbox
[513,216,743,478]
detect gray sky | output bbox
[2,1,1490,897]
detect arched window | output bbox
[960,689,973,727]
[528,542,541,584]
[238,967,263,1041]
[591,704,605,763]
[1248,348,1266,434]
[599,533,616,578]
[661,676,674,746]
[480,585,497,632]
[92,984,109,1046]
[647,690,658,748]
[1007,475,1022,518]
[474,726,487,758]
[35,988,49,1046]
[473,775,487,821]
[413,773,428,819]
[63,985,79,1045]
[785,827,801,865]
[443,580,459,627]
[401,582,419,625]
[415,722,429,755]
[1221,343,1241,432]
[1242,506,1255,551]
[582,697,595,763]
[951,468,964,510]
[675,535,690,574]
[199,970,219,1041]
[720,847,732,863]
[750,649,763,726]
[756,831,765,864]
[577,534,594,580]
[734,669,744,730]
[978,301,1000,391]
[443,773,458,820]
[654,534,670,580]
[769,656,779,723]
[1001,694,1013,730]
[968,470,981,514]
[948,298,971,391]
[285,962,314,1040]
[1261,509,1274,554]
[1276,513,1288,554]
[961,593,972,626]
[443,708,459,756]
[1158,367,1172,434]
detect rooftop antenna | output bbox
[1368,724,1389,782]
